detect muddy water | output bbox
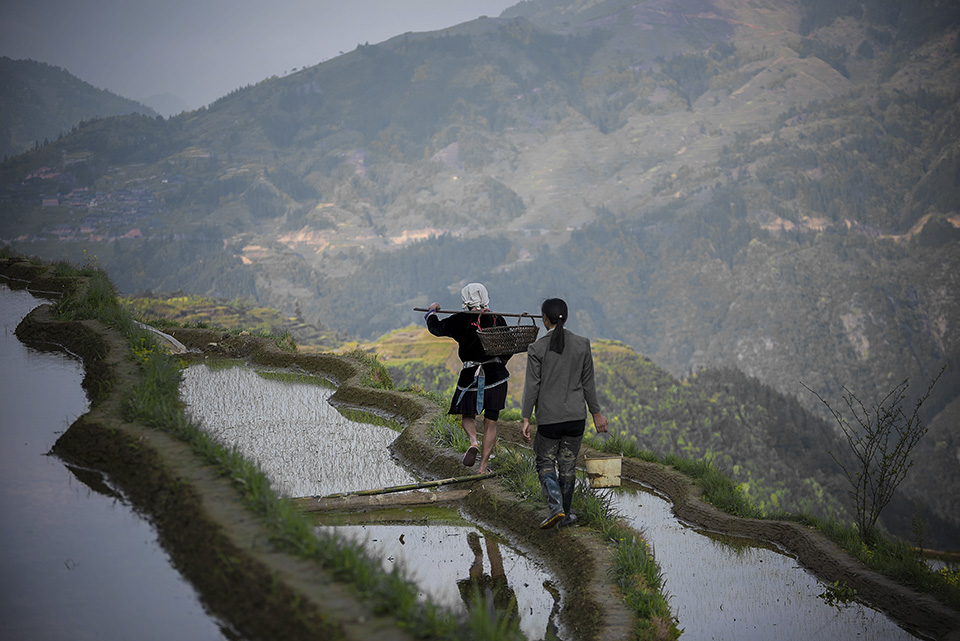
[180,362,565,639]
[318,511,564,641]
[180,363,418,497]
[0,285,232,641]
[607,481,918,640]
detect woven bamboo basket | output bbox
[477,316,540,356]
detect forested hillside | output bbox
[0,57,156,160]
[2,0,959,546]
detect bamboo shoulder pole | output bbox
[414,307,539,319]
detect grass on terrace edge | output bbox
[44,260,526,641]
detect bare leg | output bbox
[462,415,479,448]
[478,418,498,473]
[461,415,480,467]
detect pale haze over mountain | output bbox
[0,0,519,115]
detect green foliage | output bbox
[460,582,523,640]
[585,431,659,463]
[386,359,457,398]
[792,512,960,610]
[55,267,133,334]
[492,447,541,502]
[120,293,337,351]
[0,57,158,160]
[498,408,522,422]
[346,348,395,390]
[335,407,403,432]
[257,370,336,389]
[664,454,765,519]
[818,580,858,609]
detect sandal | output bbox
[462,445,479,467]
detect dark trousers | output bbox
[533,431,582,514]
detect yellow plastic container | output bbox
[584,454,622,488]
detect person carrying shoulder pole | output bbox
[521,298,608,529]
[425,283,511,474]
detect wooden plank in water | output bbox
[316,472,495,499]
[293,488,471,512]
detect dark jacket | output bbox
[521,328,600,425]
[426,311,511,385]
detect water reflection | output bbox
[174,340,919,640]
[180,364,418,497]
[181,361,565,638]
[317,520,563,641]
[0,284,231,641]
[607,481,918,640]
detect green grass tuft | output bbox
[345,348,395,389]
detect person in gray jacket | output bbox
[521,298,608,528]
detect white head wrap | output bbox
[460,283,490,310]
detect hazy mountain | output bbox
[0,57,158,160]
[1,0,959,541]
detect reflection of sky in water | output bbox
[180,364,417,497]
[606,484,918,640]
[317,523,563,641]
[1,285,230,641]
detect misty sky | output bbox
[0,0,519,112]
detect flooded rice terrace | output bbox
[317,513,563,640]
[0,284,232,641]
[180,359,923,640]
[607,482,919,640]
[2,280,926,641]
[180,362,566,639]
[0,275,929,641]
[180,363,418,497]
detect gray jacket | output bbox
[521,328,601,425]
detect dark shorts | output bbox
[449,380,507,420]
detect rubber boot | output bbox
[539,473,565,529]
[559,476,577,527]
